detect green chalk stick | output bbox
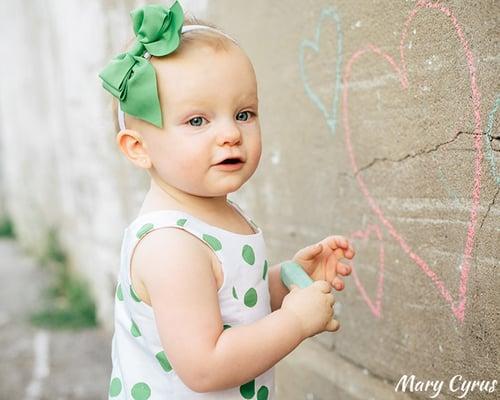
[280,260,313,290]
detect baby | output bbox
[99,2,355,399]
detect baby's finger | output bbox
[327,293,335,307]
[333,247,346,259]
[345,243,355,258]
[313,280,332,293]
[328,235,348,249]
[332,277,344,291]
[336,262,352,276]
[326,318,340,332]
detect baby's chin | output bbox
[204,178,252,197]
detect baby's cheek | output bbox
[176,153,202,173]
[247,136,262,167]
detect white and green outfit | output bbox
[108,199,274,399]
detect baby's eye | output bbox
[188,116,206,127]
[236,111,254,122]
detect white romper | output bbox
[108,198,275,400]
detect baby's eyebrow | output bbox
[242,92,258,100]
[240,94,258,105]
[172,91,258,112]
[177,96,258,110]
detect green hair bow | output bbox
[98,1,184,128]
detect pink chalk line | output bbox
[341,0,483,323]
[349,224,385,318]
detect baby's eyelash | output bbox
[186,111,257,126]
[237,110,259,120]
[187,116,207,126]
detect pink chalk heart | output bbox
[349,224,385,318]
[341,0,484,322]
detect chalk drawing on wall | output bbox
[299,7,343,135]
[300,1,485,323]
[340,0,483,323]
[349,224,385,318]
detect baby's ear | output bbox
[116,129,151,169]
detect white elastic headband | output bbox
[117,24,239,131]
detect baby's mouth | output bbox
[214,155,246,165]
[213,157,246,170]
[218,158,243,165]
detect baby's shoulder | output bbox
[132,226,213,273]
[130,227,217,300]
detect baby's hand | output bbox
[291,235,355,291]
[281,280,338,338]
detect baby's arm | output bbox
[134,228,305,393]
[268,264,291,311]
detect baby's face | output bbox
[141,43,261,198]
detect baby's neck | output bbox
[140,178,230,217]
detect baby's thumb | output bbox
[326,318,340,332]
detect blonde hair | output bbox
[110,14,236,131]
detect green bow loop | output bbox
[131,1,184,56]
[99,53,163,127]
[99,53,135,100]
[98,1,186,128]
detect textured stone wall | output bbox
[0,1,497,399]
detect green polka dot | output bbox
[223,324,232,330]
[131,320,141,337]
[176,218,187,226]
[109,377,122,397]
[136,223,154,239]
[262,260,269,280]
[240,379,255,399]
[203,234,222,251]
[232,286,239,299]
[257,385,269,400]
[156,351,173,372]
[116,284,124,301]
[244,288,258,307]
[131,382,151,400]
[130,285,141,302]
[242,244,255,265]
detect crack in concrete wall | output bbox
[355,131,484,175]
[478,186,499,232]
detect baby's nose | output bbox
[216,121,242,145]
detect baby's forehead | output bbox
[153,42,254,78]
[152,44,258,106]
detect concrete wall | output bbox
[208,1,499,399]
[0,1,498,399]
